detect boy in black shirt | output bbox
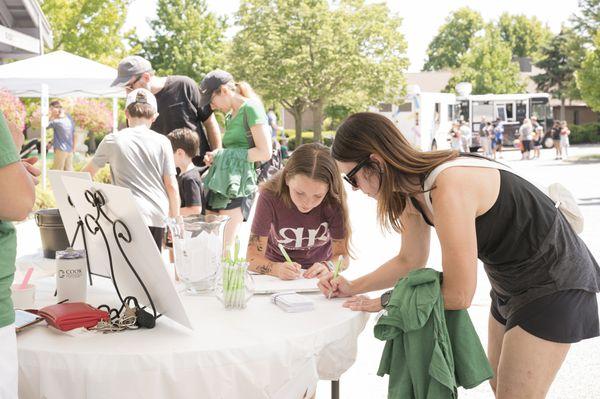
[167,128,205,216]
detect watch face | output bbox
[381,291,392,308]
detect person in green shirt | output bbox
[0,111,37,399]
[199,70,272,252]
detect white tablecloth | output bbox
[17,277,369,399]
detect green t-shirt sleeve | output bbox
[244,99,268,127]
[0,112,18,328]
[0,113,20,168]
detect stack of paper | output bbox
[271,292,315,313]
[252,274,320,294]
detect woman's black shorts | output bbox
[204,191,254,221]
[491,289,599,343]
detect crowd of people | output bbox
[450,115,572,161]
[1,53,598,399]
[449,117,506,160]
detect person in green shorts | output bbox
[0,111,37,398]
[199,70,272,252]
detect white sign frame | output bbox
[62,176,192,329]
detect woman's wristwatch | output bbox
[380,290,393,308]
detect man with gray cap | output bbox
[111,56,221,166]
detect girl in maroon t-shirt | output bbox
[247,143,352,280]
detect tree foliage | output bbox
[446,26,524,94]
[132,0,226,83]
[229,0,408,143]
[534,28,586,102]
[497,13,552,59]
[577,32,600,111]
[570,0,600,41]
[423,7,484,71]
[41,0,131,66]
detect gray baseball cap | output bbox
[111,56,153,87]
[199,70,233,107]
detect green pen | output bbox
[278,243,301,277]
[278,243,293,264]
[328,255,344,299]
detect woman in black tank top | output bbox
[318,112,600,399]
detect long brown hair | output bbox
[332,112,458,233]
[223,80,259,100]
[262,142,353,256]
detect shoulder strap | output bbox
[422,155,584,233]
[423,156,512,214]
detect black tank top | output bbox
[412,165,600,319]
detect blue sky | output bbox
[124,0,581,72]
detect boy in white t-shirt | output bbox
[83,88,180,249]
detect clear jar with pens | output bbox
[215,240,254,309]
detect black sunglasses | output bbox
[344,157,371,188]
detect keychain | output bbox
[93,297,141,333]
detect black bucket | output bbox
[34,208,70,259]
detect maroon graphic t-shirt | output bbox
[251,189,345,268]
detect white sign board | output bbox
[48,170,92,250]
[62,176,192,329]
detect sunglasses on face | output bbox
[125,74,143,90]
[343,157,371,188]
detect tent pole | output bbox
[40,84,48,187]
[112,97,118,134]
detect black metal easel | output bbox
[77,188,160,326]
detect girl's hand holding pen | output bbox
[276,243,302,280]
[275,261,302,280]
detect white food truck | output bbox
[374,83,554,150]
[456,92,553,147]
[373,86,456,151]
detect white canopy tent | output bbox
[0,50,126,186]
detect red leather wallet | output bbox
[37,302,109,331]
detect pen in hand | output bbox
[278,243,301,277]
[328,255,343,299]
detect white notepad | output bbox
[271,292,315,313]
[251,274,320,294]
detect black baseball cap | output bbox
[111,56,153,87]
[199,70,233,107]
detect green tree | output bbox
[533,28,586,120]
[423,7,484,71]
[446,26,525,94]
[577,32,600,111]
[230,0,408,144]
[570,0,600,41]
[41,0,131,66]
[132,0,226,83]
[496,13,552,59]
